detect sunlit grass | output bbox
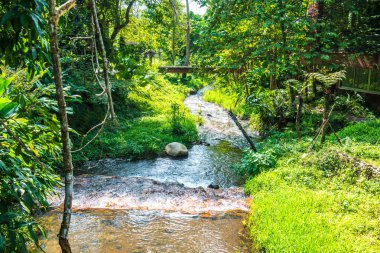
[244,120,380,252]
[73,76,198,162]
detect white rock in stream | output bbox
[165,142,188,157]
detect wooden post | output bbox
[320,87,332,144]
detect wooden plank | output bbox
[340,85,380,96]
[158,66,198,73]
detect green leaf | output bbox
[0,78,12,96]
[0,101,18,118]
[28,224,39,244]
[0,233,5,252]
[0,212,18,224]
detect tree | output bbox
[185,0,190,66]
[307,70,346,145]
[47,0,76,252]
[111,0,136,41]
[90,0,116,120]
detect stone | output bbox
[165,142,189,157]
[208,184,220,189]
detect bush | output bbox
[334,93,374,118]
[234,148,277,177]
[72,75,198,162]
[337,119,380,144]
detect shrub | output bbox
[234,148,277,177]
[337,119,380,144]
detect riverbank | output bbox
[38,82,253,252]
[244,120,380,252]
[72,75,198,163]
[202,84,380,252]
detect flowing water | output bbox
[38,88,254,252]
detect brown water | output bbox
[38,210,249,253]
[37,88,254,253]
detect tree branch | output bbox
[56,0,76,20]
[110,0,136,41]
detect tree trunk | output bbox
[270,75,277,90]
[90,0,116,120]
[47,0,76,252]
[312,79,317,96]
[185,0,190,66]
[296,95,303,140]
[289,86,296,103]
[321,87,333,144]
[169,0,177,65]
[110,0,135,42]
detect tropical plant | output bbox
[306,70,346,144]
[0,77,62,252]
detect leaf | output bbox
[31,47,37,60]
[0,10,14,25]
[0,78,12,96]
[29,12,43,35]
[28,224,39,244]
[0,212,18,224]
[18,233,29,253]
[0,101,19,118]
[0,233,5,252]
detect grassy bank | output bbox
[203,86,253,118]
[243,119,380,252]
[72,75,198,163]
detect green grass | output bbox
[203,86,253,118]
[244,120,380,253]
[72,75,198,162]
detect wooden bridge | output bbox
[159,66,198,74]
[158,66,237,74]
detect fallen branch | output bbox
[228,110,257,152]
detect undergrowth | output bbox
[241,119,380,252]
[72,75,198,163]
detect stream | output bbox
[37,88,254,253]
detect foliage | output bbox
[72,75,198,162]
[244,120,380,252]
[203,85,252,118]
[336,118,380,145]
[0,0,49,76]
[170,103,185,135]
[234,148,277,177]
[334,93,374,119]
[0,76,61,252]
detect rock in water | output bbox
[165,142,188,157]
[208,184,220,189]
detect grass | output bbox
[203,85,253,118]
[72,75,198,163]
[243,119,380,253]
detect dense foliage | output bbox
[0,0,379,251]
[244,120,380,252]
[0,74,62,251]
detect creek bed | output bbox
[38,88,253,252]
